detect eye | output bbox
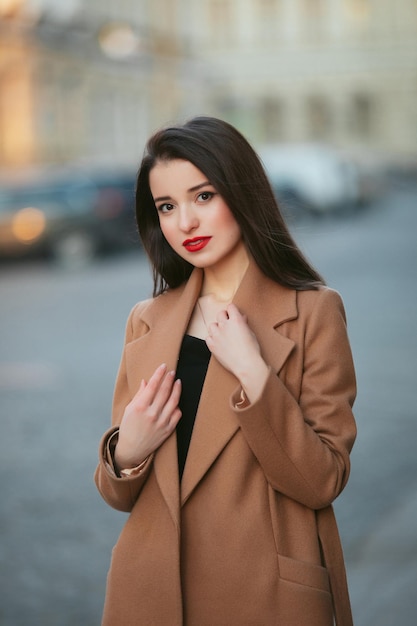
[197,191,215,202]
[157,202,174,214]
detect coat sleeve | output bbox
[94,301,154,512]
[232,288,357,510]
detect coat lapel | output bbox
[125,270,203,527]
[180,261,297,504]
[125,270,203,384]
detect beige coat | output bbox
[95,261,357,626]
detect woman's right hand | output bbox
[114,363,182,471]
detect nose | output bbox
[178,204,199,233]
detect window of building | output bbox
[349,93,373,138]
[259,98,285,142]
[89,89,116,154]
[209,0,233,44]
[257,0,282,40]
[299,0,325,38]
[306,95,332,140]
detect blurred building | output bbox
[0,0,186,169]
[183,0,417,162]
[1,0,416,170]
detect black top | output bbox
[176,334,211,479]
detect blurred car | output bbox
[0,167,139,266]
[258,143,363,217]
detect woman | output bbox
[95,116,357,626]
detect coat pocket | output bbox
[278,554,330,593]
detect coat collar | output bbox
[125,260,297,517]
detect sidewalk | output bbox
[347,483,417,626]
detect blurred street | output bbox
[0,182,416,626]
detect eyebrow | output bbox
[153,181,212,204]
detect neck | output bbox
[200,247,250,302]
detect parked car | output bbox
[257,143,363,217]
[0,167,139,266]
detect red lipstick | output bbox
[182,237,211,252]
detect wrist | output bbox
[237,357,269,404]
[114,443,146,473]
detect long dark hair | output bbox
[136,116,325,296]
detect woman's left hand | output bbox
[205,304,269,402]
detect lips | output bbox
[182,237,212,252]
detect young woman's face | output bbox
[149,159,246,270]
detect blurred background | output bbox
[0,1,416,625]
